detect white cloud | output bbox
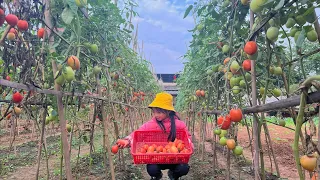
[143,42,183,62]
[135,0,194,32]
[132,16,145,25]
[131,0,194,73]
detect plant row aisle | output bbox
[0,0,162,179]
[176,0,320,179]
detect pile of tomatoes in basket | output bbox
[139,138,191,154]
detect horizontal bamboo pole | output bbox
[200,91,320,115]
[0,79,147,109]
[1,79,319,115]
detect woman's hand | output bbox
[116,139,130,148]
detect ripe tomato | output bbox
[6,75,10,81]
[147,146,155,153]
[67,55,80,70]
[165,145,171,150]
[170,146,179,153]
[12,92,23,103]
[244,41,257,55]
[7,32,15,40]
[229,108,243,122]
[156,146,163,153]
[312,173,318,180]
[217,115,231,130]
[242,59,251,71]
[17,20,28,31]
[223,57,231,65]
[0,9,4,26]
[162,148,167,153]
[5,14,18,26]
[37,28,45,38]
[143,144,149,151]
[177,143,185,151]
[200,90,205,97]
[111,145,119,154]
[226,139,236,150]
[140,147,147,153]
[6,113,11,119]
[9,28,17,34]
[140,91,145,96]
[133,92,139,97]
[300,154,317,172]
[195,90,201,97]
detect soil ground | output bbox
[0,120,311,180]
[237,124,300,180]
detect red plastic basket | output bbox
[131,130,193,164]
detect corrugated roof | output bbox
[156,74,179,83]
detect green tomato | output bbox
[93,66,102,75]
[90,44,99,53]
[233,146,243,155]
[55,71,65,85]
[63,66,75,82]
[219,137,227,146]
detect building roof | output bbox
[156,74,179,83]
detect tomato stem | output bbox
[293,89,307,180]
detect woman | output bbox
[116,92,194,180]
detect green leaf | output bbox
[296,28,306,48]
[52,38,62,49]
[130,23,134,30]
[303,6,316,17]
[61,7,74,24]
[123,29,132,33]
[274,0,284,11]
[66,0,78,14]
[184,5,193,19]
[197,6,206,16]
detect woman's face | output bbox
[152,108,168,121]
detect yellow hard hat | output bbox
[148,92,175,112]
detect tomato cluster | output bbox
[217,108,243,130]
[139,138,190,154]
[195,89,205,97]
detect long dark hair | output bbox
[153,108,180,142]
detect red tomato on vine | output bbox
[242,59,251,71]
[244,41,257,55]
[217,115,231,130]
[12,92,23,103]
[229,108,243,122]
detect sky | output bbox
[130,1,320,74]
[131,0,195,74]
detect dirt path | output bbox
[238,124,300,179]
[3,144,90,180]
[193,131,254,180]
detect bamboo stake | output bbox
[44,0,72,178]
[36,107,47,180]
[96,74,116,180]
